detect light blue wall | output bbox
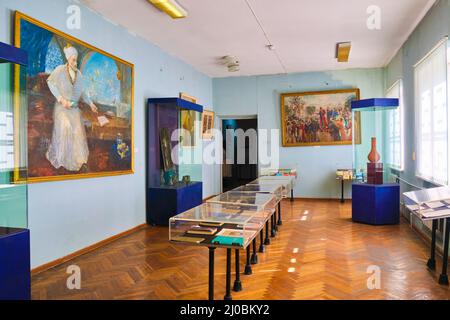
[0,0,216,268]
[213,69,385,199]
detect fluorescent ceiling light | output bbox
[336,42,351,62]
[149,0,187,19]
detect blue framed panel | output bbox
[148,98,204,113]
[0,228,30,300]
[147,182,203,225]
[352,183,400,225]
[0,42,28,66]
[0,41,30,300]
[351,98,399,111]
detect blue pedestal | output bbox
[352,183,400,225]
[147,182,203,225]
[0,228,31,300]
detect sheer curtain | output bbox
[414,40,448,185]
[386,80,403,170]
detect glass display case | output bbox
[260,168,297,178]
[351,98,401,226]
[0,43,28,229]
[232,184,283,199]
[207,191,278,212]
[147,98,203,187]
[146,98,204,225]
[404,187,450,220]
[0,41,30,300]
[351,98,399,184]
[249,176,295,199]
[247,178,292,198]
[169,203,271,248]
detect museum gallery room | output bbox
[4,0,450,303]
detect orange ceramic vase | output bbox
[367,137,380,163]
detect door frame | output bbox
[217,115,258,194]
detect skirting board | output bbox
[31,223,147,275]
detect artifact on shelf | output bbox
[367,137,383,184]
[182,175,191,185]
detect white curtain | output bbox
[386,80,403,170]
[414,40,448,185]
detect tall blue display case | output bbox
[351,98,400,225]
[146,98,203,225]
[0,41,30,300]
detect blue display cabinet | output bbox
[146,98,203,225]
[0,41,31,300]
[351,98,400,225]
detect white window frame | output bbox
[414,38,449,186]
[385,79,404,171]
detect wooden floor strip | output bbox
[31,199,450,300]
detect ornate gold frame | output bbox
[280,88,360,147]
[14,11,135,183]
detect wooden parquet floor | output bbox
[31,199,450,300]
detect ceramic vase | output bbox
[367,137,380,163]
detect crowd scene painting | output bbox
[281,89,360,147]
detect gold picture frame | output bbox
[202,110,215,140]
[14,12,134,183]
[179,92,197,104]
[280,88,360,147]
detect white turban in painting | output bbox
[63,46,78,60]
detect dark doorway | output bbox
[222,118,258,192]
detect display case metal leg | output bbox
[427,219,438,270]
[290,189,294,202]
[264,221,271,245]
[244,246,252,275]
[259,230,265,252]
[233,249,242,292]
[277,202,282,226]
[439,218,450,286]
[271,213,277,237]
[251,239,258,264]
[224,249,233,300]
[274,207,279,232]
[340,179,345,203]
[208,247,215,301]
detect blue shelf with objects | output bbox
[0,41,30,300]
[351,98,400,225]
[146,98,204,225]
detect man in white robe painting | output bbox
[46,45,98,172]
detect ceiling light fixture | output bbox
[221,56,240,72]
[336,42,351,62]
[148,0,187,19]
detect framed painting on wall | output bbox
[280,88,360,147]
[180,109,196,147]
[202,110,215,140]
[14,12,134,182]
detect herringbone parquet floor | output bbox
[31,199,450,300]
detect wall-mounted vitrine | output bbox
[0,41,30,300]
[351,98,400,226]
[146,98,203,225]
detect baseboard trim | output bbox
[31,223,147,275]
[203,194,218,202]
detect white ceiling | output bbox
[81,0,437,78]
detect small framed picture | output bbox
[202,110,215,140]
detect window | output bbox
[386,80,404,170]
[414,39,448,185]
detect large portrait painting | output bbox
[280,89,360,147]
[14,12,134,182]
